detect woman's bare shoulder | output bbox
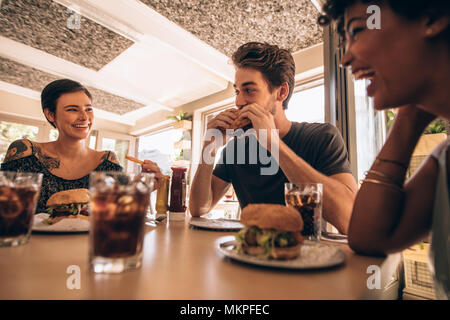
[2,139,34,163]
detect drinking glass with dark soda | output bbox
[0,172,42,247]
[89,171,154,273]
[284,183,323,241]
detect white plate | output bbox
[189,217,244,231]
[217,236,346,270]
[32,213,89,233]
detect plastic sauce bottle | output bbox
[168,167,187,220]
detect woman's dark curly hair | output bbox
[318,0,450,40]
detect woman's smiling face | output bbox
[340,2,430,110]
[47,91,94,140]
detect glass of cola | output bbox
[89,171,154,273]
[284,183,323,241]
[0,171,43,247]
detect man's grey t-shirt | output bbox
[212,122,352,209]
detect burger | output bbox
[46,188,90,224]
[231,109,252,131]
[235,204,304,260]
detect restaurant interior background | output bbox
[0,0,448,299]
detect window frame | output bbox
[136,124,188,175]
[287,76,325,124]
[97,130,136,173]
[0,113,53,143]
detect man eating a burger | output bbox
[189,42,357,235]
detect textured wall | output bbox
[0,0,133,71]
[142,0,323,56]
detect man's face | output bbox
[234,67,278,114]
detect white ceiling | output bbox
[0,0,323,130]
[100,39,229,108]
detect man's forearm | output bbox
[275,139,356,234]
[189,162,216,216]
[189,141,218,217]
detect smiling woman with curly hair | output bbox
[319,0,450,299]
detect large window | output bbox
[96,131,135,172]
[49,129,59,141]
[0,115,135,174]
[286,84,325,123]
[352,79,386,181]
[101,137,129,170]
[138,128,183,175]
[323,25,387,183]
[0,120,39,163]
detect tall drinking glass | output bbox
[0,172,43,247]
[285,183,323,241]
[89,171,154,273]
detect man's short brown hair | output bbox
[232,42,295,110]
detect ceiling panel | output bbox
[141,0,322,57]
[0,56,145,115]
[0,0,134,71]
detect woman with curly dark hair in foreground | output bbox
[319,0,449,299]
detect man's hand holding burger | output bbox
[235,103,279,149]
[204,108,238,156]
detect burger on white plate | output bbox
[235,204,304,260]
[45,188,90,225]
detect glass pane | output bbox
[49,129,59,141]
[102,137,116,151]
[353,79,386,182]
[285,85,325,123]
[89,130,98,150]
[0,121,39,163]
[138,129,183,175]
[89,135,97,149]
[102,137,129,169]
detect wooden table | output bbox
[0,218,400,300]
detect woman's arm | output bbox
[348,105,438,255]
